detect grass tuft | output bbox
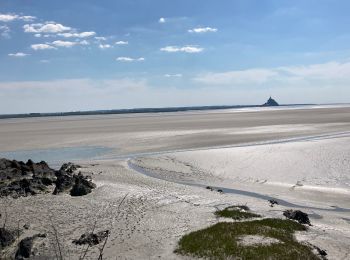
[215,206,261,220]
[175,218,318,260]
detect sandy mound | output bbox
[237,235,283,247]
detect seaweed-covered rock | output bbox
[0,227,15,250]
[73,230,109,246]
[283,210,311,225]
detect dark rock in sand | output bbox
[72,230,109,246]
[23,224,30,230]
[269,199,279,207]
[60,162,81,174]
[54,171,95,196]
[0,158,56,198]
[15,234,47,260]
[15,236,34,259]
[70,173,96,196]
[0,227,15,250]
[0,158,95,197]
[283,209,311,225]
[53,170,74,195]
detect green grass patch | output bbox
[215,206,261,220]
[175,218,319,260]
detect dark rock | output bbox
[53,170,74,195]
[283,209,311,225]
[0,158,95,198]
[0,227,15,250]
[206,186,213,191]
[262,96,279,107]
[54,171,96,196]
[0,158,56,198]
[217,189,223,193]
[15,234,46,260]
[60,162,81,174]
[73,230,109,246]
[15,236,34,259]
[23,224,30,230]
[70,173,96,196]
[268,199,279,207]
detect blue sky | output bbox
[1,0,350,113]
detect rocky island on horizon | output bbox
[262,96,279,107]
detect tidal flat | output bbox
[1,105,350,259]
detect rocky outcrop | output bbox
[73,230,109,246]
[70,173,96,196]
[283,210,311,225]
[0,159,56,198]
[60,162,81,174]
[262,97,279,106]
[0,227,15,250]
[15,233,46,260]
[53,170,96,196]
[0,158,95,198]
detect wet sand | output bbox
[1,106,350,155]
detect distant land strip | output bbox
[0,104,315,119]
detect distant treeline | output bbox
[0,104,312,120]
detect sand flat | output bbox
[1,105,350,259]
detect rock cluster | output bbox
[15,234,46,260]
[283,209,311,225]
[0,227,15,250]
[72,230,109,246]
[0,158,95,198]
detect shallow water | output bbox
[0,146,114,168]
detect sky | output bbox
[1,0,350,114]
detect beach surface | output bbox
[1,105,350,259]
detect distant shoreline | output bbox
[0,103,318,120]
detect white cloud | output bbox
[115,41,128,45]
[0,14,19,22]
[31,43,56,50]
[0,25,10,38]
[188,27,218,33]
[52,40,78,47]
[99,44,112,49]
[164,74,182,78]
[8,52,29,57]
[0,13,35,22]
[2,62,350,114]
[24,23,71,33]
[194,69,278,85]
[159,17,166,23]
[160,45,204,53]
[194,61,350,86]
[95,36,106,41]
[80,40,89,45]
[58,31,96,38]
[116,57,145,62]
[20,16,36,22]
[34,33,41,37]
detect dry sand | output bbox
[1,105,350,259]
